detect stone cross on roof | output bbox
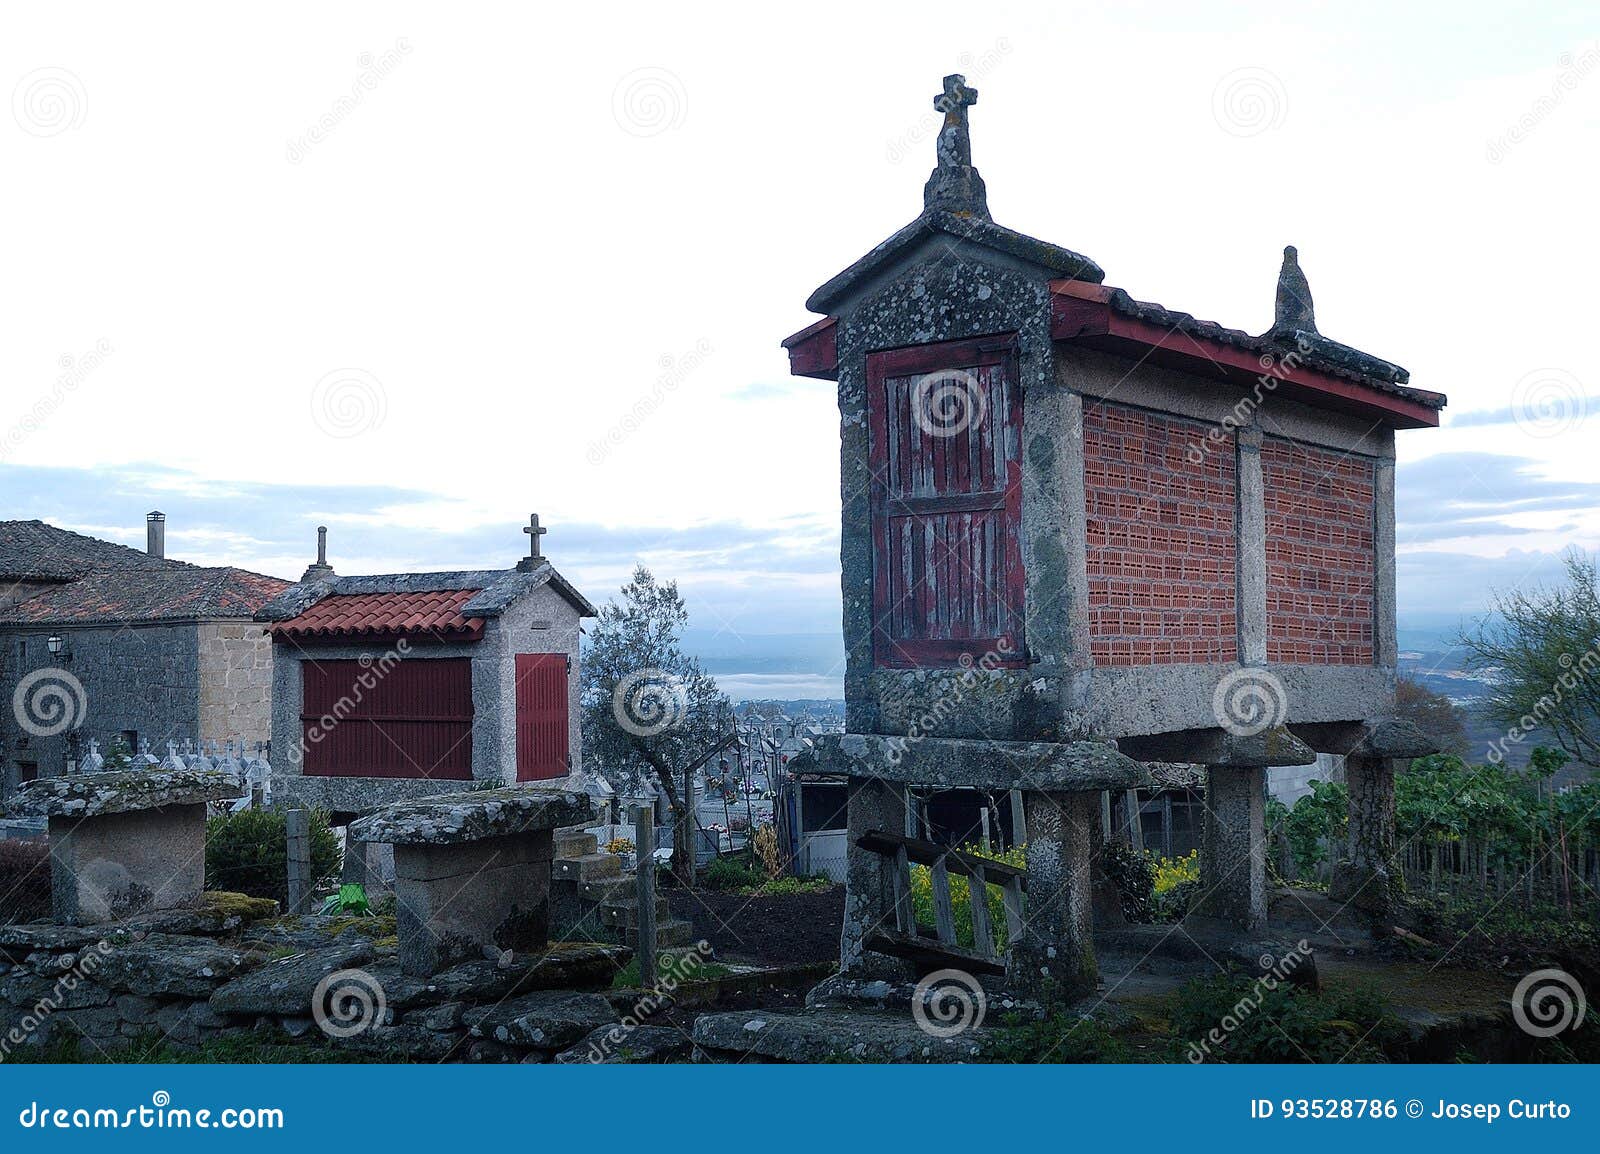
[523,513,548,560]
[923,74,990,220]
[934,74,978,168]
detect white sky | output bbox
[4,1,1598,642]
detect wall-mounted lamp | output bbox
[45,634,70,663]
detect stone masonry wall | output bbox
[1083,403,1237,666]
[197,622,273,746]
[1262,436,1376,665]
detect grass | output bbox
[609,951,733,989]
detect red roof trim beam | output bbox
[268,590,486,644]
[1049,281,1443,430]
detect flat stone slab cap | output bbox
[1351,717,1438,760]
[8,768,244,819]
[806,734,1152,792]
[349,787,594,846]
[1119,725,1317,768]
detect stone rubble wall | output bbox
[0,897,656,1064]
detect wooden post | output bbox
[286,809,311,915]
[634,804,658,990]
[680,766,697,887]
[1009,790,1027,848]
[1124,789,1144,852]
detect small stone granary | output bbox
[350,787,593,976]
[258,519,596,819]
[782,76,1446,997]
[7,767,244,924]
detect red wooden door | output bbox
[515,653,569,781]
[300,658,473,779]
[867,334,1026,668]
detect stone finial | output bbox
[1271,244,1317,337]
[922,74,990,219]
[301,524,335,583]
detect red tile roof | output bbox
[268,589,486,643]
[1,567,290,625]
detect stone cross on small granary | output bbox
[934,74,978,169]
[523,513,548,561]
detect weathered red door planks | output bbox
[300,658,473,779]
[514,653,569,781]
[866,334,1026,668]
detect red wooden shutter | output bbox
[300,658,473,779]
[867,334,1026,668]
[515,653,569,781]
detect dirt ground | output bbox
[667,884,844,966]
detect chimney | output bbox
[146,511,166,559]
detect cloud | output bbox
[1395,451,1600,545]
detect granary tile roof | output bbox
[0,566,290,626]
[257,562,597,642]
[1059,279,1445,410]
[0,519,183,582]
[267,588,487,643]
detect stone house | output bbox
[258,521,596,820]
[0,515,288,795]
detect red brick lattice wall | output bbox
[1083,404,1237,665]
[1262,437,1376,665]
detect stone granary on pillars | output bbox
[257,518,596,819]
[783,77,1446,994]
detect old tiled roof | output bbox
[256,563,598,624]
[0,519,183,582]
[0,567,290,626]
[267,589,487,642]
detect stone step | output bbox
[692,1008,995,1063]
[553,853,622,883]
[598,895,671,927]
[554,831,598,858]
[656,918,695,948]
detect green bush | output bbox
[1169,974,1403,1063]
[981,1011,1131,1063]
[1101,839,1155,922]
[205,807,339,907]
[0,839,50,924]
[701,854,766,891]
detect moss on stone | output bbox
[203,891,280,923]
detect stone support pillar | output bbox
[1008,791,1098,1002]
